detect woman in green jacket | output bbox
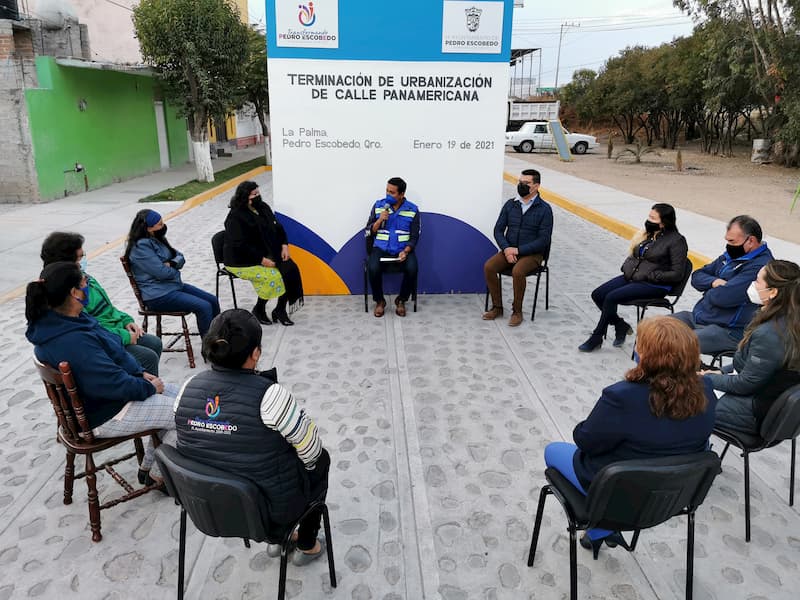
[40,231,163,375]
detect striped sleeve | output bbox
[260,383,322,470]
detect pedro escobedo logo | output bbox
[465,6,482,32]
[298,2,316,27]
[279,0,336,44]
[187,394,238,434]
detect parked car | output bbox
[505,121,599,155]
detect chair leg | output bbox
[719,442,731,462]
[63,449,76,505]
[628,529,641,551]
[568,525,578,600]
[242,539,250,548]
[363,262,368,313]
[686,511,695,600]
[531,273,542,322]
[142,315,149,333]
[229,276,238,309]
[182,316,196,368]
[85,453,102,542]
[322,504,337,587]
[215,274,220,303]
[178,508,186,600]
[278,547,289,600]
[134,437,145,466]
[545,268,549,310]
[484,288,490,312]
[527,485,551,566]
[156,315,163,338]
[743,449,751,542]
[790,438,796,506]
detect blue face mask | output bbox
[78,284,90,307]
[633,349,640,365]
[79,256,88,273]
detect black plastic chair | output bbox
[483,245,550,322]
[154,445,336,600]
[527,451,721,600]
[713,383,800,542]
[362,228,418,313]
[211,231,239,309]
[622,258,694,322]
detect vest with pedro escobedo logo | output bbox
[371,198,418,255]
[174,367,308,525]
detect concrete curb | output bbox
[0,165,271,305]
[502,171,711,269]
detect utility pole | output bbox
[554,21,579,91]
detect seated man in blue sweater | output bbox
[673,215,773,354]
[483,168,553,327]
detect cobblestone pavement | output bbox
[0,173,797,599]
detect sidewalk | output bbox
[0,145,264,299]
[0,161,797,599]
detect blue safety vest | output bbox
[372,198,418,255]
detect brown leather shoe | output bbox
[482,306,504,320]
[395,298,406,317]
[508,312,523,327]
[373,300,386,317]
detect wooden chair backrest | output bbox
[34,358,95,444]
[119,256,148,312]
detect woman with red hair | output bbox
[545,316,717,557]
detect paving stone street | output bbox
[0,170,798,599]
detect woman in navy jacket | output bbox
[579,203,688,352]
[125,210,220,336]
[545,316,717,557]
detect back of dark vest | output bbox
[175,368,308,526]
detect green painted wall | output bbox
[164,102,189,167]
[25,57,188,199]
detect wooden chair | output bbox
[34,358,164,542]
[120,256,196,368]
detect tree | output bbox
[561,69,597,121]
[133,0,250,182]
[241,26,271,165]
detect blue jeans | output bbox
[591,275,668,336]
[126,332,163,375]
[544,442,612,540]
[671,311,741,355]
[146,283,221,336]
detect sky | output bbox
[246,0,696,89]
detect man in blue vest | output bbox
[366,177,421,317]
[673,215,773,354]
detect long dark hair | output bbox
[25,261,83,324]
[124,209,176,259]
[625,316,707,419]
[230,181,259,210]
[652,203,678,232]
[740,259,800,369]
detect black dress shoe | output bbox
[579,532,626,560]
[272,309,294,326]
[578,334,603,352]
[252,304,272,325]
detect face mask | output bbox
[154,224,168,238]
[77,284,90,307]
[747,281,765,305]
[251,195,264,206]
[79,256,87,272]
[726,243,747,259]
[517,183,531,197]
[644,220,661,234]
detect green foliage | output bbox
[139,156,266,202]
[133,0,250,141]
[560,69,597,121]
[615,141,658,164]
[241,27,270,136]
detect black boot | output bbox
[252,299,271,325]
[578,333,603,352]
[613,319,633,347]
[272,295,294,326]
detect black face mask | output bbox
[517,183,531,197]
[726,243,747,259]
[251,195,264,207]
[154,224,168,238]
[644,220,661,234]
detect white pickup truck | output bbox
[505,121,599,155]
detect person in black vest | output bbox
[174,309,329,563]
[579,203,688,352]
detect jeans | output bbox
[367,248,418,303]
[544,442,612,540]
[672,311,741,354]
[126,333,163,375]
[146,283,221,336]
[591,275,668,336]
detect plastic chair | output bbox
[621,258,694,322]
[211,231,239,309]
[120,256,196,368]
[34,358,164,542]
[154,445,336,600]
[362,228,418,313]
[713,383,800,541]
[483,245,550,322]
[527,451,721,600]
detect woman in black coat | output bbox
[579,203,688,352]
[223,181,304,326]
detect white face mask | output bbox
[79,256,88,272]
[747,281,765,305]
